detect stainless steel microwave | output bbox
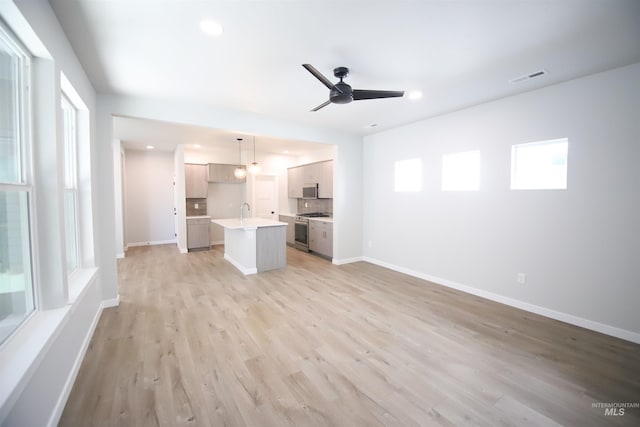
[302,183,318,199]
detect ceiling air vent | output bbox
[510,69,547,84]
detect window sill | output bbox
[67,267,98,303]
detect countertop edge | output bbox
[307,217,334,223]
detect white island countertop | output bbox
[212,218,286,229]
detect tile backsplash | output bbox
[186,198,207,216]
[297,198,333,215]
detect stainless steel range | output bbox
[294,212,331,252]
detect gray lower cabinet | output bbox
[279,214,295,245]
[187,218,211,250]
[309,219,333,258]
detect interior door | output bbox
[254,175,278,220]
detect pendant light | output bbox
[234,138,247,179]
[248,135,261,175]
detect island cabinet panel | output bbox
[279,214,295,245]
[309,219,332,258]
[256,226,287,272]
[185,163,208,198]
[208,163,246,183]
[187,218,211,250]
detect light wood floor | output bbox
[60,245,640,426]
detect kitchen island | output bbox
[211,218,287,275]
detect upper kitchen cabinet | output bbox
[300,162,321,183]
[208,163,246,184]
[288,160,333,199]
[318,160,333,199]
[287,167,302,198]
[185,163,208,198]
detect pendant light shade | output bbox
[234,138,247,179]
[248,135,261,175]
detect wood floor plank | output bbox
[59,244,640,426]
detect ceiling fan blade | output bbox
[302,64,336,90]
[310,100,332,112]
[353,89,405,100]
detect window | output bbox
[61,94,79,275]
[0,21,35,344]
[511,138,568,190]
[394,158,422,192]
[442,150,480,191]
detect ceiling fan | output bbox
[302,64,405,112]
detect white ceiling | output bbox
[51,0,640,148]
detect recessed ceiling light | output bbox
[193,144,201,148]
[408,91,423,100]
[283,150,289,154]
[200,19,223,36]
[146,145,155,150]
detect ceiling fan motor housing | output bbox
[331,82,353,104]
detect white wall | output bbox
[123,149,176,246]
[113,139,125,258]
[363,62,640,342]
[0,1,106,426]
[296,144,336,166]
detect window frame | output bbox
[61,92,79,276]
[0,18,37,346]
[510,138,569,190]
[394,158,422,193]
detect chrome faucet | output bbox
[240,202,251,222]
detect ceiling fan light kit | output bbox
[302,64,405,112]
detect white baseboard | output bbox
[363,256,640,344]
[126,239,176,248]
[47,288,105,427]
[223,254,257,275]
[332,256,364,265]
[101,295,120,308]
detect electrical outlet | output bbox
[194,203,199,209]
[517,273,526,284]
